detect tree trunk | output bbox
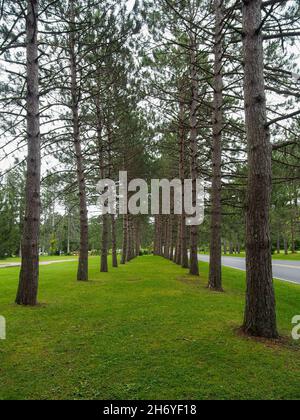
[242,0,278,339]
[284,238,288,255]
[16,0,41,306]
[169,214,175,261]
[276,234,280,254]
[164,217,170,259]
[121,214,128,264]
[127,215,134,262]
[69,0,88,281]
[291,219,296,253]
[156,215,163,256]
[173,217,179,262]
[209,0,224,291]
[154,216,159,255]
[181,221,189,268]
[101,214,109,272]
[189,34,199,276]
[135,219,141,257]
[67,213,71,254]
[175,216,182,264]
[130,218,136,259]
[131,218,136,259]
[177,88,189,269]
[111,214,118,267]
[223,240,227,255]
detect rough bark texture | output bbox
[164,217,171,259]
[127,215,131,261]
[121,214,128,264]
[101,214,109,272]
[111,214,118,267]
[209,0,224,291]
[242,0,278,339]
[223,240,227,255]
[276,234,280,254]
[178,91,189,269]
[291,218,296,253]
[16,0,41,306]
[175,216,182,264]
[284,238,288,255]
[69,0,88,281]
[169,214,174,261]
[135,219,141,257]
[127,215,135,261]
[67,213,71,254]
[189,35,199,276]
[154,215,163,256]
[99,142,109,272]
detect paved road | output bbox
[0,259,77,269]
[199,255,300,285]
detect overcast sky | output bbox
[0,1,299,180]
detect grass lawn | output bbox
[271,253,300,260]
[0,255,78,265]
[0,256,299,400]
[201,252,300,261]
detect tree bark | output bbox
[276,234,280,254]
[175,216,182,264]
[189,34,199,276]
[121,214,128,264]
[69,0,88,281]
[67,212,71,254]
[155,215,163,257]
[209,0,224,291]
[111,215,118,267]
[154,215,159,255]
[169,214,175,261]
[127,215,135,261]
[126,215,132,262]
[178,88,189,269]
[101,214,109,272]
[284,238,288,255]
[291,218,296,253]
[223,240,227,255]
[99,152,108,272]
[135,219,141,257]
[242,0,278,339]
[164,217,170,259]
[16,0,41,306]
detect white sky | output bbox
[0,1,299,186]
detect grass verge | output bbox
[0,256,299,400]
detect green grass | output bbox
[201,252,300,261]
[0,255,77,264]
[0,256,299,400]
[271,253,300,260]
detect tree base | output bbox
[15,299,38,307]
[208,285,224,293]
[242,325,279,340]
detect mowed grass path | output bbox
[0,256,299,400]
[201,252,300,261]
[0,255,77,265]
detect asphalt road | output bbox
[199,255,300,285]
